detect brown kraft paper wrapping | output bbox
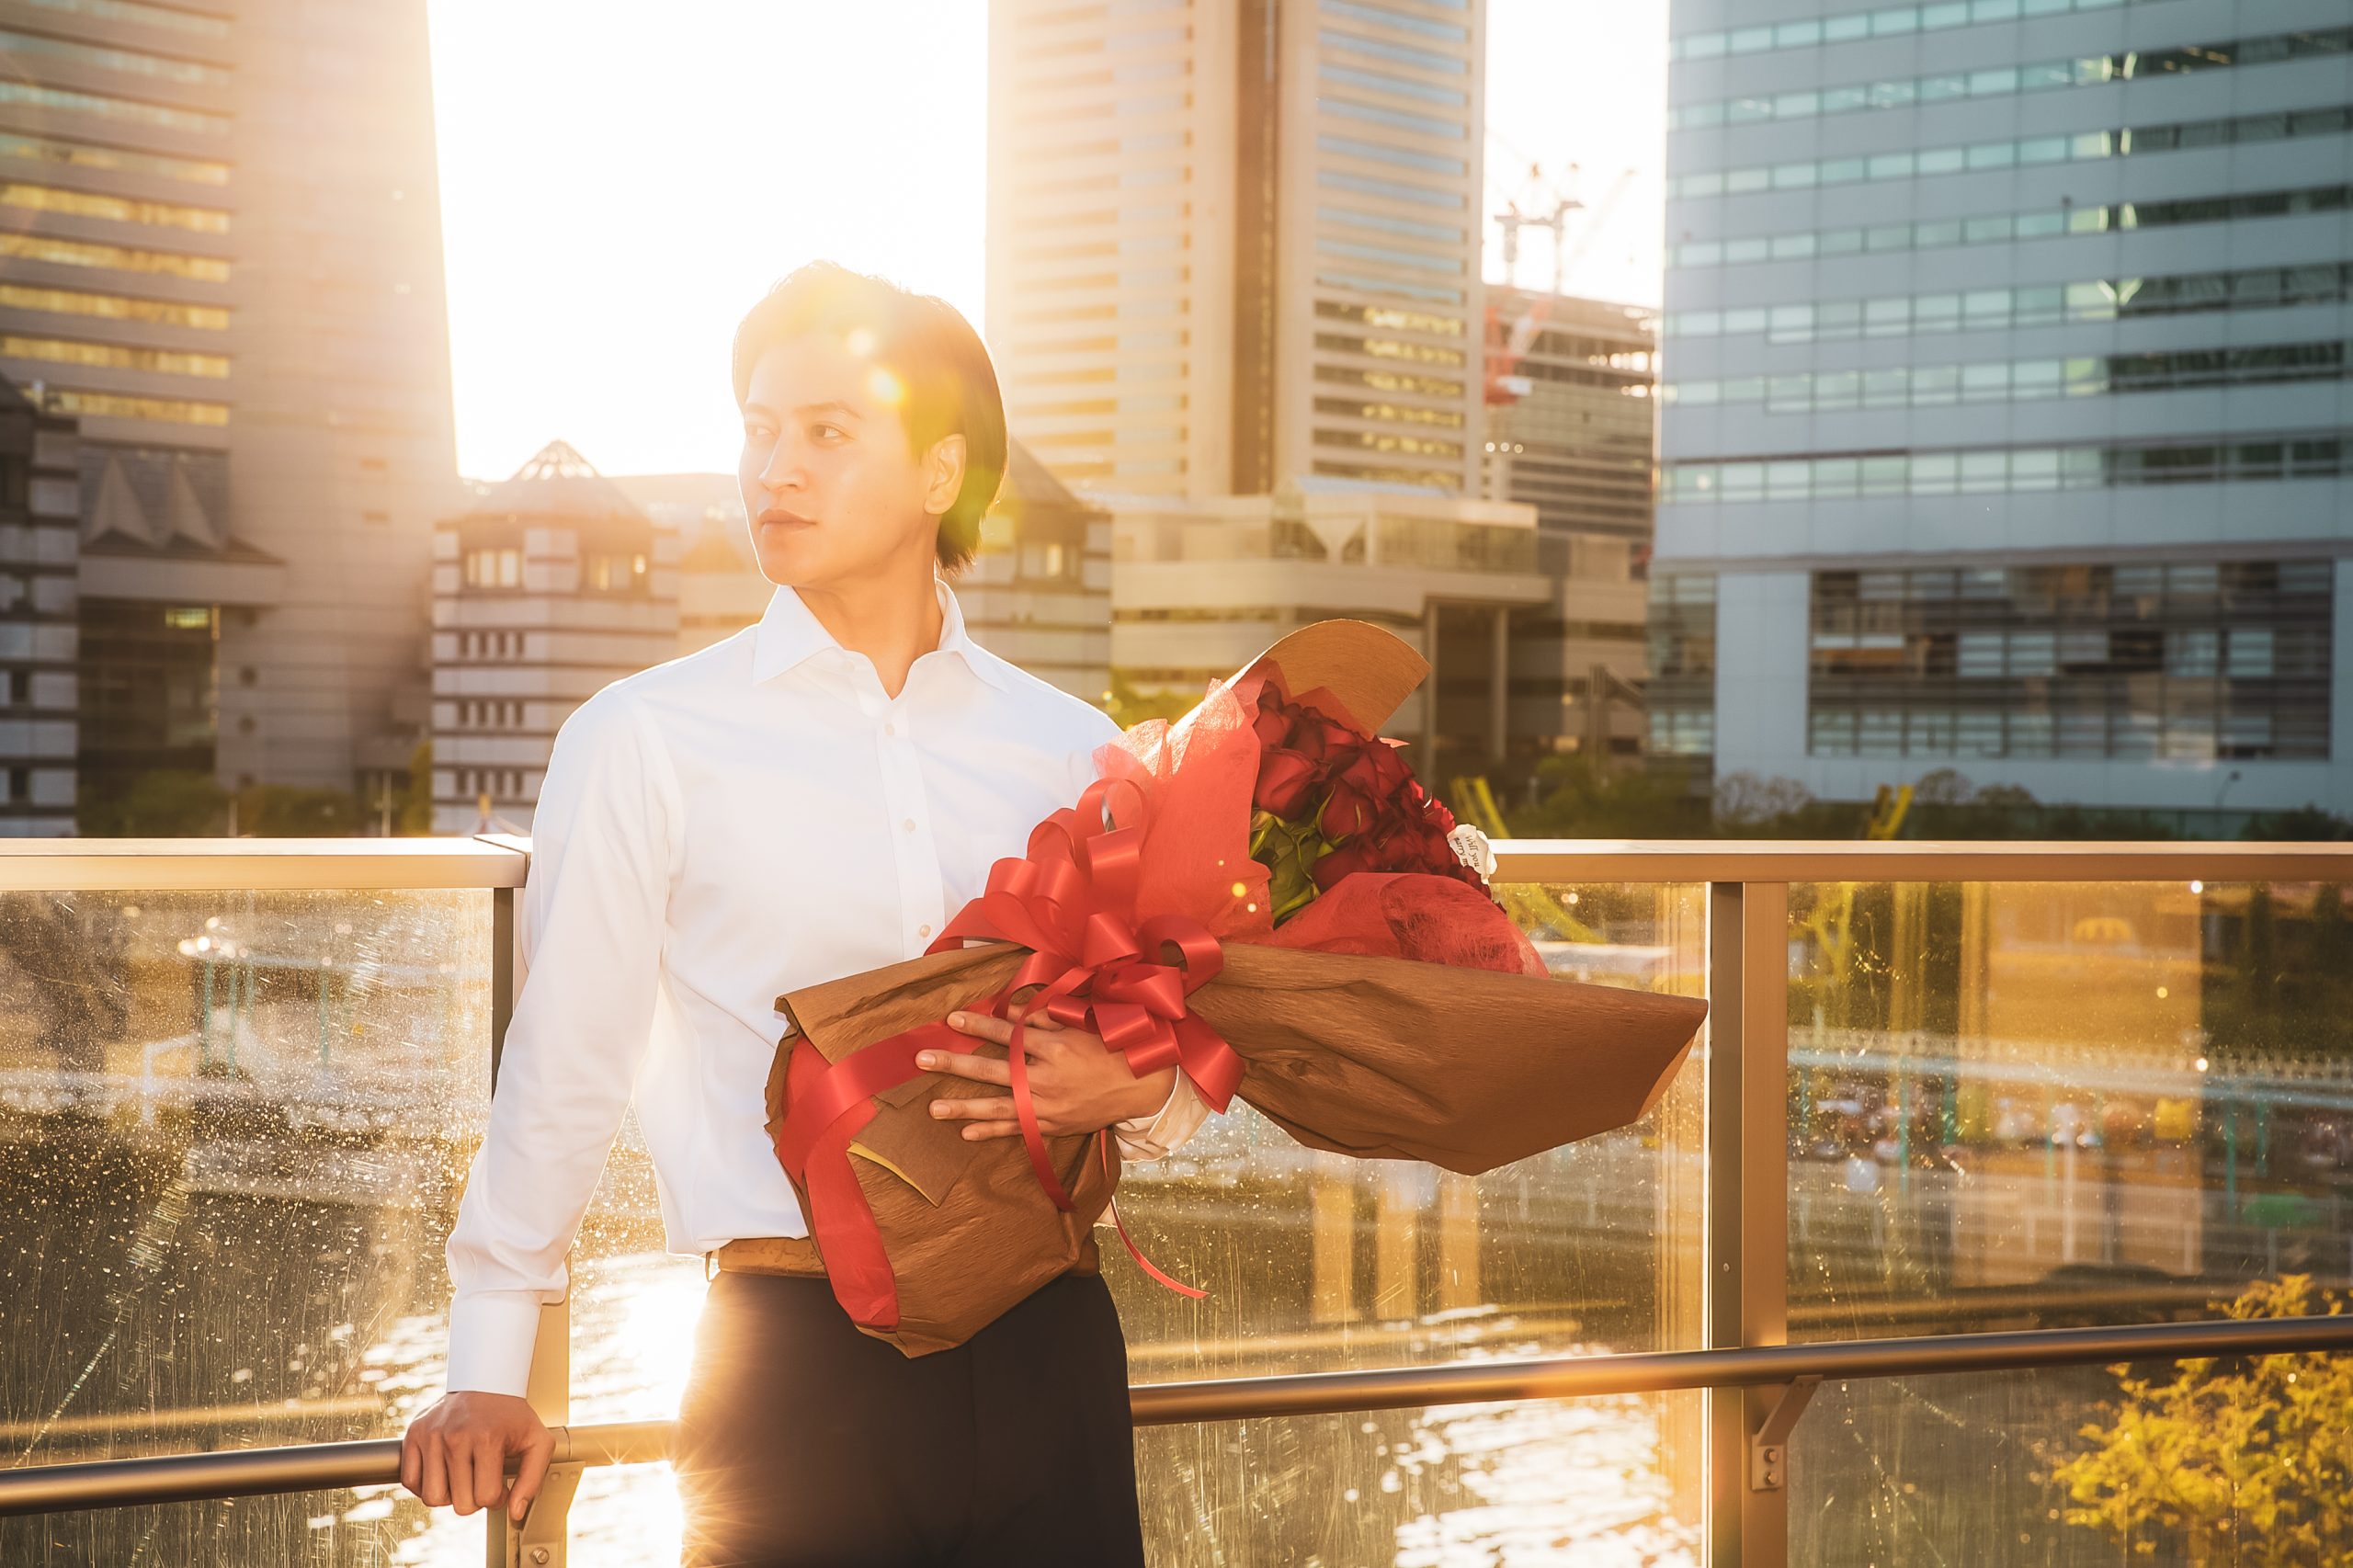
[767,939,1705,1355]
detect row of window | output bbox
[1320,59,1465,108]
[0,279,230,332]
[1318,24,1467,78]
[1312,426,1462,460]
[44,388,226,426]
[1310,457,1460,490]
[1671,180,2353,272]
[1666,105,2353,201]
[0,130,229,187]
[1316,132,1464,178]
[1317,166,1463,212]
[0,333,229,379]
[1665,339,2348,415]
[1313,394,1463,428]
[1815,560,2332,610]
[1663,262,2353,343]
[0,180,230,234]
[1321,0,1466,46]
[1804,704,2325,761]
[0,231,229,282]
[1320,94,1463,141]
[1814,624,2313,680]
[1668,23,2347,132]
[451,700,525,729]
[1319,202,1463,245]
[1671,0,2153,63]
[1314,361,1465,400]
[0,25,231,87]
[1313,330,1466,369]
[0,80,226,137]
[25,0,229,40]
[1661,432,2353,504]
[455,631,523,659]
[453,768,526,801]
[1316,234,1461,277]
[1316,268,1461,305]
[1315,297,1462,337]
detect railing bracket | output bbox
[1747,1374,1821,1493]
[506,1455,582,1568]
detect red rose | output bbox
[1255,748,1323,816]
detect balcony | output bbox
[1,837,2350,1565]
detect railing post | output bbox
[1706,881,1791,1568]
[480,882,577,1567]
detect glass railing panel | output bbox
[530,879,1710,1565]
[1120,880,1710,1564]
[0,885,494,1565]
[1789,879,2353,1342]
[1789,1344,2345,1564]
[1142,1391,1708,1566]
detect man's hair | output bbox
[732,262,1006,573]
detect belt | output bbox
[708,1233,1103,1279]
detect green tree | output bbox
[2051,1276,2353,1565]
[1101,670,1203,729]
[81,768,229,836]
[399,740,436,835]
[234,782,362,836]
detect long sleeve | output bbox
[1112,1062,1211,1161]
[443,691,680,1397]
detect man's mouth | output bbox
[756,507,815,530]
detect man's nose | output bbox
[758,441,806,493]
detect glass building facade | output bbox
[1654,0,2353,823]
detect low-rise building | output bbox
[1108,479,1575,776]
[429,441,678,834]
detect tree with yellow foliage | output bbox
[2051,1276,2353,1564]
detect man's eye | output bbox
[745,425,773,442]
[812,423,846,441]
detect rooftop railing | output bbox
[0,836,2347,1567]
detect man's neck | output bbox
[795,562,945,700]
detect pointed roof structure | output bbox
[474,439,647,525]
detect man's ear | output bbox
[923,434,968,518]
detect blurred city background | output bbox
[1,0,2350,1564]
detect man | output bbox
[400,262,1205,1565]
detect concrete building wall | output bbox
[1655,0,2353,820]
[0,0,456,825]
[989,0,1486,501]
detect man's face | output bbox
[736,332,955,589]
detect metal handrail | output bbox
[0,835,2336,893]
[6,1315,2351,1518]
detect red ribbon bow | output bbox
[772,778,1241,1331]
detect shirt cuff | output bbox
[1113,1070,1211,1162]
[443,1290,549,1399]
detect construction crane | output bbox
[1485,162,1640,405]
[1448,775,1603,944]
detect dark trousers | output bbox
[675,1271,1147,1567]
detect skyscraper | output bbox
[1654,0,2353,824]
[0,0,456,827]
[986,0,1486,502]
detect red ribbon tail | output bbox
[1099,1134,1205,1300]
[1007,1016,1076,1211]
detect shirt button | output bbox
[883,722,896,736]
[918,923,933,939]
[902,818,916,834]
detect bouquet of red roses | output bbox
[766,621,1705,1356]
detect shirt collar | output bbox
[749,577,1017,695]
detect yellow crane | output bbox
[1449,775,1602,943]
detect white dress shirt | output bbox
[443,581,1210,1397]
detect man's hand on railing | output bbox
[399,1392,556,1524]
